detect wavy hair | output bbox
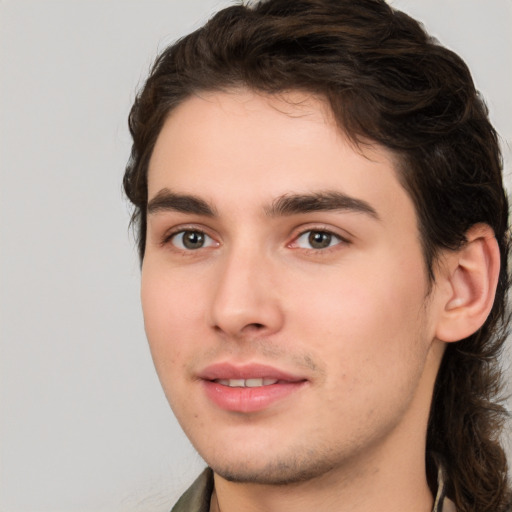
[123,1,511,509]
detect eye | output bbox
[169,230,217,250]
[294,230,344,250]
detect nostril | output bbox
[248,323,265,330]
[212,322,265,334]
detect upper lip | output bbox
[198,362,306,382]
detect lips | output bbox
[198,363,307,413]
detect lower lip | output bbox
[202,380,306,413]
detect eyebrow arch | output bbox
[265,191,380,219]
[147,188,216,216]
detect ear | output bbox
[435,224,500,343]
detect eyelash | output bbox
[287,226,351,255]
[162,228,218,251]
[161,226,350,253]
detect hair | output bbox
[123,1,511,510]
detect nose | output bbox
[207,246,284,339]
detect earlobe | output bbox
[435,224,500,343]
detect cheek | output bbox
[292,254,429,381]
[140,265,206,380]
[142,260,207,329]
[140,269,205,421]
[295,272,430,435]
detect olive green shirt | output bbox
[171,466,457,512]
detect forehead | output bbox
[147,89,409,221]
[149,90,342,182]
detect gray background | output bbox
[1,1,511,511]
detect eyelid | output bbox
[288,224,352,250]
[161,224,220,249]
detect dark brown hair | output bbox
[124,1,511,510]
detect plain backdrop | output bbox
[1,1,511,511]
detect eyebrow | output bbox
[147,188,216,216]
[147,188,379,220]
[265,191,380,219]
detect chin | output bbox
[206,450,341,486]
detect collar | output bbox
[171,466,456,512]
[433,462,457,512]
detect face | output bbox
[142,90,445,485]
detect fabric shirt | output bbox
[170,466,457,512]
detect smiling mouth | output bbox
[199,362,308,412]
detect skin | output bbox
[142,90,455,512]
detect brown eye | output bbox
[294,230,343,250]
[171,230,215,250]
[308,231,333,249]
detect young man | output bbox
[124,1,511,511]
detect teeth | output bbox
[215,378,279,388]
[246,378,263,387]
